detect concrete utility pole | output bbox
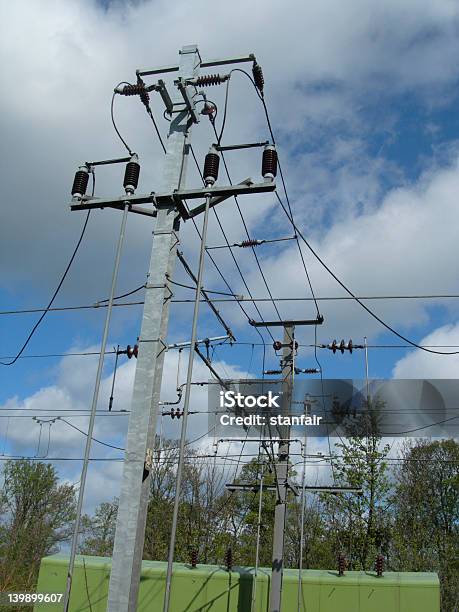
[70,45,276,611]
[248,315,323,612]
[106,45,199,611]
[269,324,294,612]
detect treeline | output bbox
[0,437,458,610]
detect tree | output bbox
[80,499,118,557]
[0,460,75,592]
[392,439,459,611]
[320,399,392,570]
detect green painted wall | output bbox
[35,554,440,612]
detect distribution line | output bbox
[181,120,273,348]
[275,191,459,356]
[110,84,135,155]
[5,341,459,361]
[1,202,92,366]
[210,121,284,322]
[5,292,459,316]
[0,453,455,465]
[224,67,320,316]
[188,143,276,343]
[59,418,125,451]
[187,215,270,348]
[207,236,297,249]
[249,67,459,357]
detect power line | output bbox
[6,341,459,361]
[210,120,284,323]
[95,283,146,305]
[232,63,459,358]
[275,191,459,356]
[110,84,135,155]
[206,236,297,249]
[5,292,459,317]
[189,143,276,344]
[59,416,125,452]
[228,68,320,317]
[167,276,238,297]
[1,204,92,367]
[0,411,129,417]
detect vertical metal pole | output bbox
[269,324,294,612]
[163,193,211,612]
[364,336,369,403]
[63,202,130,612]
[250,465,264,612]
[107,45,200,612]
[297,397,308,612]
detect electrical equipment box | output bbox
[35,554,440,612]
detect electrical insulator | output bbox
[203,146,220,186]
[126,344,138,359]
[137,77,150,109]
[252,62,265,95]
[190,549,198,569]
[338,553,346,576]
[240,239,263,248]
[328,339,354,354]
[225,547,233,571]
[273,341,283,351]
[123,154,140,194]
[262,145,278,180]
[71,166,90,198]
[195,74,229,87]
[115,82,149,106]
[375,555,384,577]
[116,83,144,96]
[115,80,150,109]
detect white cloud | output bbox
[2,0,459,507]
[2,0,459,306]
[0,344,248,511]
[392,321,459,378]
[242,154,459,342]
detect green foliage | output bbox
[0,460,75,593]
[392,439,459,611]
[3,433,458,612]
[80,499,118,557]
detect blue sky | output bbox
[1,0,459,510]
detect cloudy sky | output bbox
[1,0,459,511]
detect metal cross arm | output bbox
[70,179,275,219]
[185,178,257,218]
[70,193,157,214]
[226,484,363,496]
[136,53,255,78]
[249,315,324,327]
[226,480,299,496]
[163,181,276,205]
